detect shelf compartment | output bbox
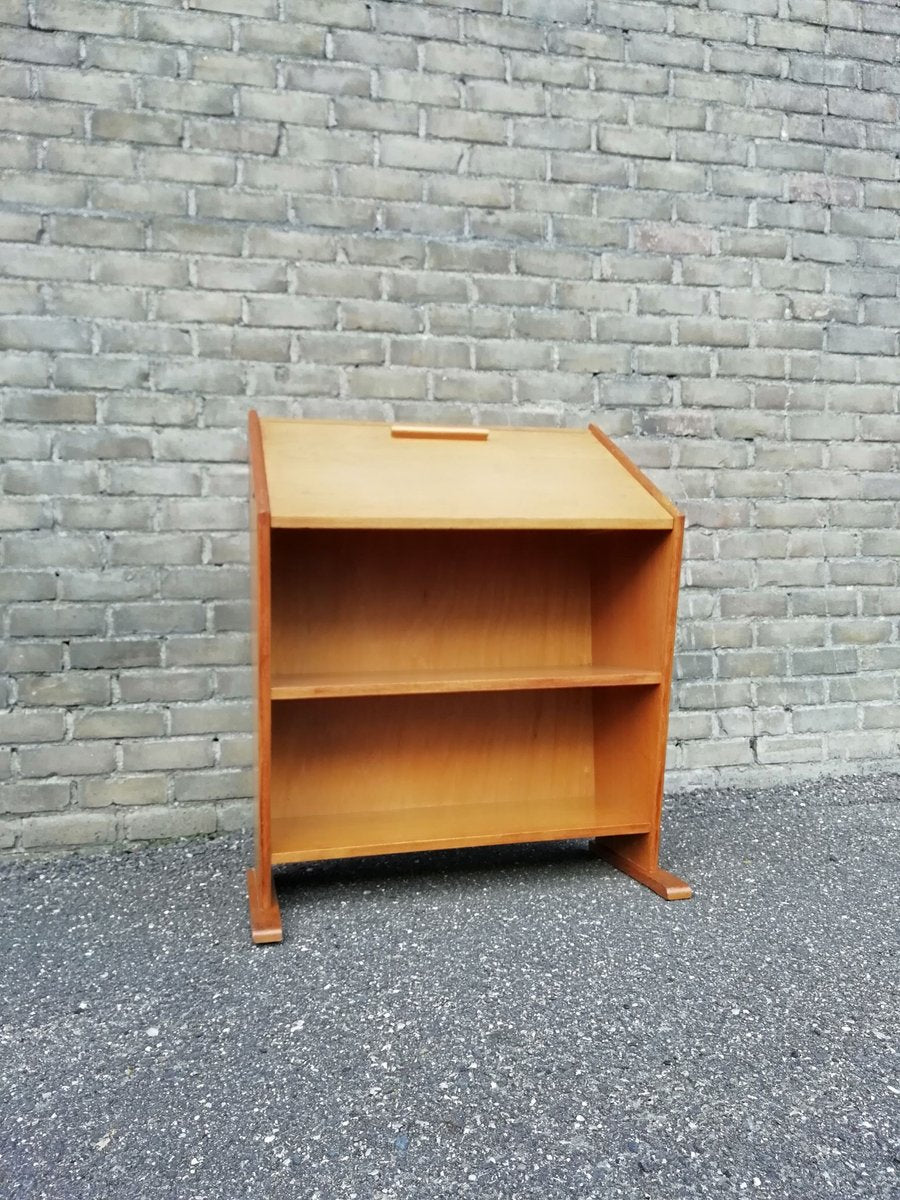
[271,529,595,678]
[269,688,661,863]
[271,799,651,864]
[271,665,662,700]
[270,528,676,682]
[271,689,597,860]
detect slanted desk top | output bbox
[258,418,674,530]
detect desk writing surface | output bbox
[259,419,674,530]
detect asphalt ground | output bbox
[1,775,898,1200]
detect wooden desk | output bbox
[246,414,690,944]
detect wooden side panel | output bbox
[269,690,614,860]
[589,530,674,670]
[270,530,593,677]
[645,517,684,853]
[248,412,273,904]
[592,687,666,828]
[593,519,684,864]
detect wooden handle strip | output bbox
[391,425,489,441]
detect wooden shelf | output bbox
[271,665,663,700]
[271,796,652,864]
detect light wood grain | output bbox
[592,687,664,829]
[588,423,682,521]
[270,530,594,677]
[260,419,673,529]
[271,665,662,700]
[271,801,651,864]
[247,411,276,943]
[270,690,596,845]
[592,513,690,896]
[590,530,674,671]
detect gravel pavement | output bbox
[1,776,898,1200]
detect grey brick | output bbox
[240,88,328,126]
[106,464,201,497]
[79,775,166,809]
[0,642,64,675]
[32,0,131,36]
[470,144,545,180]
[0,96,83,137]
[118,670,211,704]
[111,602,205,636]
[92,108,181,146]
[69,641,161,670]
[190,0,277,18]
[21,810,119,848]
[138,9,230,48]
[428,109,505,144]
[121,738,216,773]
[2,782,71,816]
[599,126,671,159]
[388,198,465,235]
[2,386,90,424]
[18,741,116,779]
[0,26,79,65]
[548,28,623,61]
[123,804,216,841]
[72,709,165,739]
[333,29,416,70]
[0,571,56,602]
[0,709,65,745]
[170,703,251,736]
[9,603,104,637]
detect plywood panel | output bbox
[260,419,673,530]
[271,530,594,676]
[592,687,666,829]
[590,530,675,671]
[271,799,650,864]
[271,665,662,699]
[270,690,596,856]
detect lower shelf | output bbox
[271,665,661,700]
[270,797,651,864]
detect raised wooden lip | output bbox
[391,424,490,441]
[270,665,663,701]
[269,515,674,530]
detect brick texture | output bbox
[2,0,900,851]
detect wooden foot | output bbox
[246,867,283,944]
[591,840,692,901]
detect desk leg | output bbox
[247,866,283,943]
[590,832,692,901]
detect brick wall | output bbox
[2,0,900,852]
